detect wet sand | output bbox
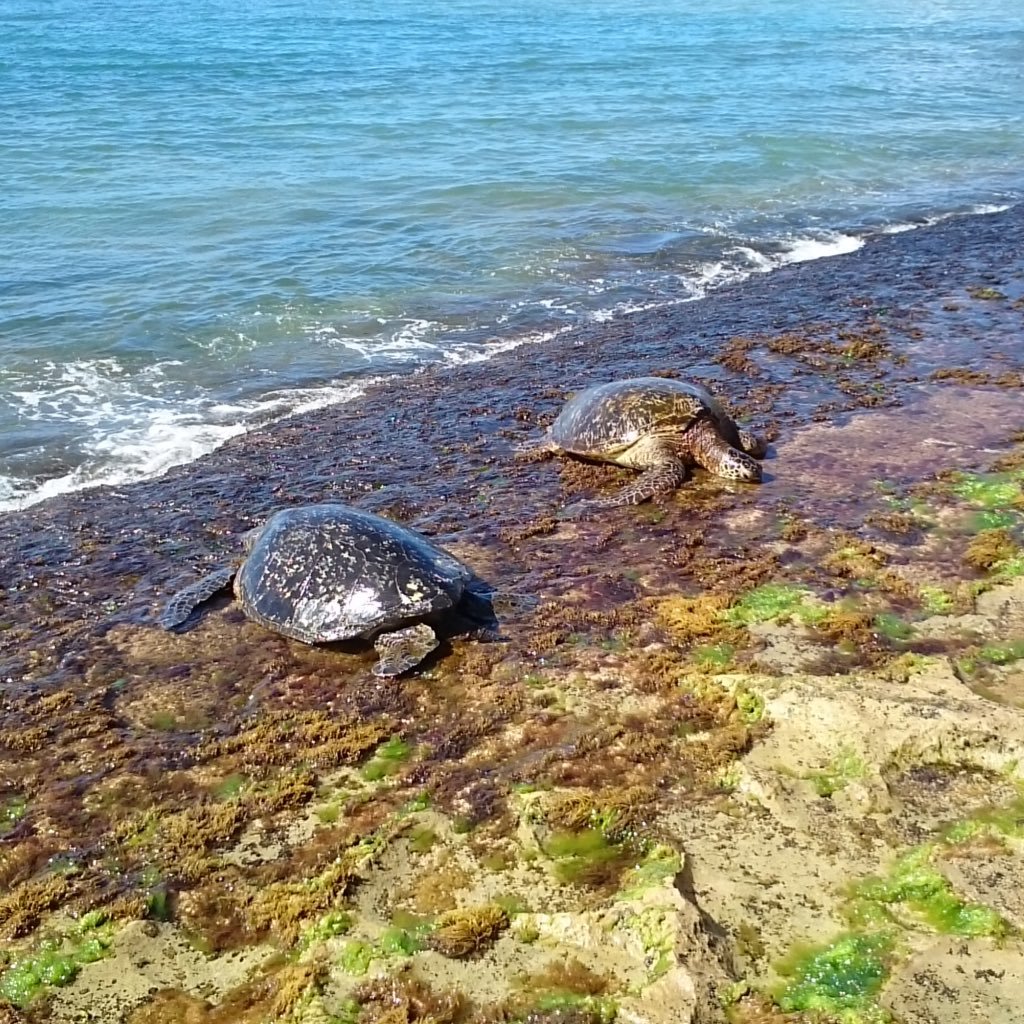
[1,204,1023,1022]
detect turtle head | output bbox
[241,526,264,554]
[718,448,763,482]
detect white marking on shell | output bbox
[293,585,385,632]
[342,585,387,622]
[399,581,428,604]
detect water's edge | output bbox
[1,201,1017,517]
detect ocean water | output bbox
[2,0,1022,511]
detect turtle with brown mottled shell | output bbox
[519,377,767,514]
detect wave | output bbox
[0,364,375,511]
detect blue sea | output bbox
[2,0,1022,510]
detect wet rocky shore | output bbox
[1,204,1023,1023]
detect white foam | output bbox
[0,369,375,513]
[879,201,1014,234]
[778,232,865,263]
[0,320,570,511]
[440,325,571,364]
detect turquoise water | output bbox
[2,0,1022,509]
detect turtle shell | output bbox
[549,377,742,457]
[234,504,474,643]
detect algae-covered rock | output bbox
[655,608,1024,1023]
[517,867,734,1024]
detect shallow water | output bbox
[2,0,1023,508]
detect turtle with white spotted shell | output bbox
[520,377,767,513]
[159,503,526,677]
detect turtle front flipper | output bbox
[159,567,237,631]
[738,428,768,460]
[372,623,439,677]
[689,419,762,482]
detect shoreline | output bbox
[1,201,1023,1022]
[0,200,1016,517]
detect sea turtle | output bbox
[519,377,767,512]
[158,503,529,677]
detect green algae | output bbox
[145,710,180,731]
[336,916,433,975]
[377,923,429,956]
[213,773,248,801]
[334,997,361,1024]
[360,734,413,782]
[0,949,79,1010]
[734,686,766,724]
[481,850,514,872]
[627,906,677,981]
[769,796,1024,1021]
[968,509,1018,532]
[545,829,619,877]
[492,893,528,915]
[408,825,438,853]
[543,828,637,887]
[918,585,954,615]
[808,746,867,798]
[523,994,618,1023]
[0,914,114,1010]
[316,802,341,824]
[726,584,820,626]
[978,640,1024,666]
[872,613,913,641]
[1,794,27,836]
[617,845,683,901]
[692,642,735,671]
[958,639,1024,679]
[338,939,375,975]
[298,910,353,950]
[951,471,1024,510]
[773,932,895,1023]
[941,793,1024,845]
[398,791,431,815]
[850,846,1010,937]
[993,552,1024,580]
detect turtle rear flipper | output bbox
[372,623,439,677]
[159,567,236,631]
[569,432,691,515]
